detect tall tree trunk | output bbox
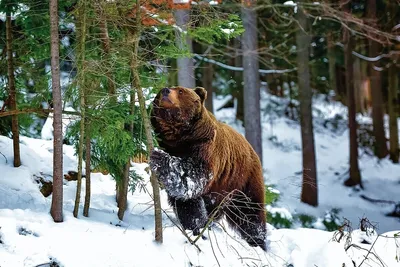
[83,120,91,217]
[95,1,116,101]
[202,56,214,113]
[6,13,21,168]
[342,0,362,187]
[117,80,136,220]
[73,0,88,218]
[130,1,163,242]
[296,4,318,206]
[241,0,263,161]
[234,37,244,121]
[367,0,388,159]
[353,57,363,114]
[388,65,399,163]
[174,9,195,88]
[327,32,338,100]
[49,0,63,222]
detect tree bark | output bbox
[241,0,263,161]
[83,122,91,217]
[49,0,63,222]
[174,9,195,88]
[388,65,399,163]
[342,0,362,187]
[234,37,244,121]
[296,4,318,206]
[6,13,21,168]
[130,1,163,242]
[202,54,214,113]
[367,0,388,159]
[117,80,136,220]
[327,32,338,100]
[73,0,88,218]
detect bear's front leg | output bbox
[170,196,208,236]
[150,149,210,200]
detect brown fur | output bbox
[151,86,266,249]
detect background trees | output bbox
[0,0,399,241]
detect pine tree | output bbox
[49,0,63,223]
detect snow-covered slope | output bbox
[0,91,399,267]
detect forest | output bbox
[0,0,400,266]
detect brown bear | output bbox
[150,86,266,250]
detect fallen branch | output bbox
[0,151,7,164]
[360,194,397,205]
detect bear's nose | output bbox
[162,87,170,96]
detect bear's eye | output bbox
[179,90,183,95]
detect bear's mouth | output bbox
[161,96,175,107]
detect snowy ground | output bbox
[0,92,399,267]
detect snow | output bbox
[283,1,298,13]
[41,107,77,140]
[1,91,400,266]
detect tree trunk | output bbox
[342,0,362,187]
[83,123,91,217]
[49,0,63,222]
[95,1,116,101]
[130,1,163,242]
[202,57,214,113]
[388,65,399,163]
[117,81,136,220]
[296,4,318,206]
[73,0,88,218]
[241,1,263,161]
[174,9,195,88]
[134,59,163,244]
[367,0,388,159]
[6,13,21,168]
[327,32,338,100]
[117,161,130,220]
[353,57,363,114]
[234,37,244,121]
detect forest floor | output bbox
[0,91,399,267]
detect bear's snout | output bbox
[162,87,170,96]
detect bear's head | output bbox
[152,86,207,124]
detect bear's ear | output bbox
[194,87,207,105]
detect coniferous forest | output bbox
[0,0,400,266]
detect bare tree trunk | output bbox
[134,58,163,244]
[327,32,338,101]
[296,4,318,206]
[117,161,130,220]
[367,0,388,159]
[241,1,263,161]
[202,56,214,113]
[342,0,362,187]
[6,13,21,168]
[234,37,244,122]
[73,0,88,218]
[49,0,63,222]
[388,65,399,163]
[117,82,136,220]
[130,1,163,242]
[174,9,195,88]
[83,122,91,217]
